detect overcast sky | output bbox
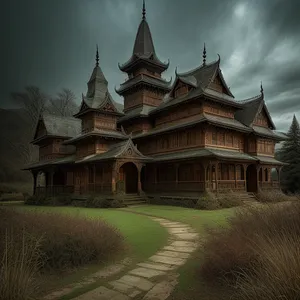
[2,0,300,131]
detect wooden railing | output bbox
[35,186,74,196]
[205,180,246,191]
[87,184,112,194]
[143,181,205,192]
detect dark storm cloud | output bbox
[2,0,300,130]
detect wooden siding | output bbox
[253,108,269,128]
[202,101,234,118]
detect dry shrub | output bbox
[257,189,298,203]
[0,229,44,300]
[195,192,220,210]
[200,202,300,299]
[0,207,124,298]
[217,190,244,208]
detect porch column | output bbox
[203,162,208,192]
[277,166,283,190]
[93,164,96,193]
[137,163,145,195]
[243,164,247,191]
[32,171,38,195]
[175,163,179,191]
[256,165,261,191]
[215,162,219,193]
[154,165,157,192]
[234,164,237,189]
[112,162,117,194]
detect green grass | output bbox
[13,205,169,298]
[122,205,235,233]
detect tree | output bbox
[277,115,300,194]
[46,88,78,117]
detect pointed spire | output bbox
[96,44,99,67]
[203,43,207,65]
[142,0,146,20]
[260,81,264,95]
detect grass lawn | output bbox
[122,205,237,300]
[13,205,169,298]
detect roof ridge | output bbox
[176,57,219,77]
[238,94,263,104]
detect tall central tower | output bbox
[116,1,171,134]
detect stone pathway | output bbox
[71,217,199,300]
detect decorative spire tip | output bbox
[96,44,99,67]
[203,43,207,65]
[142,0,146,20]
[260,81,264,95]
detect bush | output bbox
[85,196,111,208]
[0,208,124,273]
[257,189,298,203]
[195,192,220,210]
[199,202,300,300]
[25,194,72,206]
[110,199,127,208]
[217,191,244,208]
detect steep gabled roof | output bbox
[32,113,81,143]
[74,49,123,117]
[118,4,169,73]
[75,137,152,163]
[235,94,276,129]
[150,56,238,114]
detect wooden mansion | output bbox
[25,3,287,199]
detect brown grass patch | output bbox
[199,202,300,299]
[0,208,124,298]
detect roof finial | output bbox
[96,44,99,67]
[260,81,264,95]
[142,0,146,20]
[203,43,207,65]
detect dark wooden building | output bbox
[24,3,287,198]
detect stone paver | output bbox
[142,274,179,300]
[163,245,196,253]
[129,267,166,278]
[108,281,142,298]
[137,262,177,271]
[156,250,190,259]
[149,254,187,266]
[170,240,198,247]
[73,286,130,300]
[168,227,196,234]
[173,232,199,240]
[117,275,154,291]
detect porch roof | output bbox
[150,147,257,162]
[254,156,287,166]
[22,155,76,171]
[75,138,153,164]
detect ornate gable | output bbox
[116,138,151,160]
[253,104,275,129]
[170,78,195,98]
[208,71,233,97]
[98,94,119,114]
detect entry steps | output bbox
[122,194,147,206]
[235,192,257,203]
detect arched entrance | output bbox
[120,162,138,194]
[246,164,257,192]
